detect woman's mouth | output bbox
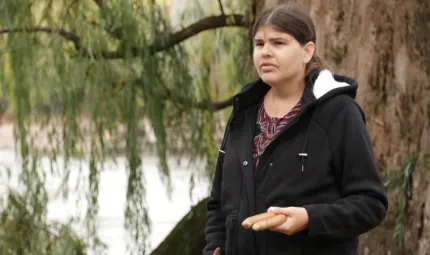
[261,63,277,71]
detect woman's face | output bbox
[253,26,313,86]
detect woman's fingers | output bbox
[213,247,221,255]
[242,212,276,228]
[252,214,288,231]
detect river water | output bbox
[0,149,210,254]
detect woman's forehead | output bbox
[254,26,293,39]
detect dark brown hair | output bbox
[251,4,327,76]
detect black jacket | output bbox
[203,70,388,255]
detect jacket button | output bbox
[243,161,248,166]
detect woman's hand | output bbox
[213,247,221,255]
[267,207,309,235]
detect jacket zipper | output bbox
[244,111,256,170]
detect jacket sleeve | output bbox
[303,99,388,239]
[203,146,227,254]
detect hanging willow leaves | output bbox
[0,0,252,253]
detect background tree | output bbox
[277,1,430,254]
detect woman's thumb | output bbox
[213,247,221,255]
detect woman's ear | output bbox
[303,42,315,64]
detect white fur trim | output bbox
[313,70,350,99]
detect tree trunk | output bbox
[150,198,208,255]
[270,0,430,254]
[153,1,430,254]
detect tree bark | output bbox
[267,0,430,254]
[150,198,208,255]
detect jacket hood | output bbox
[233,69,358,110]
[306,69,358,106]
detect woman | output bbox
[204,4,388,255]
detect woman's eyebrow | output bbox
[267,36,288,41]
[253,36,287,41]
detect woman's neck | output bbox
[270,79,305,99]
[264,76,305,118]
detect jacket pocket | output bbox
[224,215,238,255]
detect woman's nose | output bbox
[261,44,272,57]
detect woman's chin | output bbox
[260,73,280,86]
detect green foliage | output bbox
[392,156,417,250]
[0,0,253,253]
[0,189,92,255]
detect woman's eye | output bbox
[255,43,264,47]
[275,41,284,45]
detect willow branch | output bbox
[131,14,247,58]
[0,14,247,59]
[134,78,233,111]
[104,14,247,58]
[193,96,233,111]
[93,0,103,8]
[218,0,225,15]
[0,27,114,58]
[166,94,233,111]
[0,27,82,50]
